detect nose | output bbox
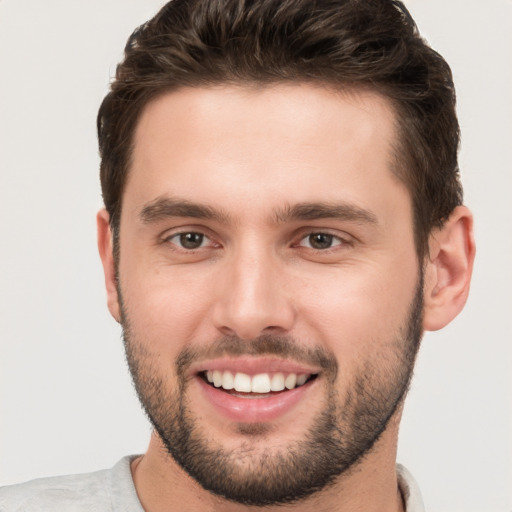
[211,244,296,340]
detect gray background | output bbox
[1,1,511,510]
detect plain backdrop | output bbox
[0,1,511,511]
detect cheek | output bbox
[119,259,217,354]
[293,258,419,358]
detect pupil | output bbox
[180,232,203,249]
[310,233,332,249]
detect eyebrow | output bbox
[273,202,378,225]
[139,197,233,224]
[139,197,378,226]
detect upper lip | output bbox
[189,356,322,377]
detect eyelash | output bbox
[161,230,351,252]
[295,232,350,251]
[162,231,217,250]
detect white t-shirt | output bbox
[0,457,425,511]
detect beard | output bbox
[120,272,424,507]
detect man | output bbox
[0,0,475,510]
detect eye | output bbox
[298,232,344,250]
[166,232,211,250]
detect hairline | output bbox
[110,79,433,263]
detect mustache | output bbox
[175,334,338,379]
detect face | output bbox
[113,84,423,505]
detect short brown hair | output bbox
[98,0,462,258]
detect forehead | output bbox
[125,83,407,224]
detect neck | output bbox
[131,414,405,512]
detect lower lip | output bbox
[197,377,316,423]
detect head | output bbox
[97,0,474,507]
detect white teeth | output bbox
[222,371,234,390]
[251,373,271,393]
[213,370,223,387]
[205,370,312,393]
[233,372,252,392]
[296,374,308,386]
[270,373,285,392]
[285,374,297,390]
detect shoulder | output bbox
[0,469,112,512]
[0,456,141,512]
[396,464,426,512]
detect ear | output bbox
[97,209,121,323]
[423,206,475,331]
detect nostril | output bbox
[218,325,237,338]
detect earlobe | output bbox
[423,206,475,331]
[97,209,121,323]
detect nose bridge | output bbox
[213,238,294,339]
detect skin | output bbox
[98,84,475,512]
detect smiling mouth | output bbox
[200,370,318,395]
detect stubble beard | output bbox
[120,272,424,506]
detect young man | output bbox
[0,1,474,510]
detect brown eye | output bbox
[166,232,208,249]
[307,233,335,249]
[180,232,204,249]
